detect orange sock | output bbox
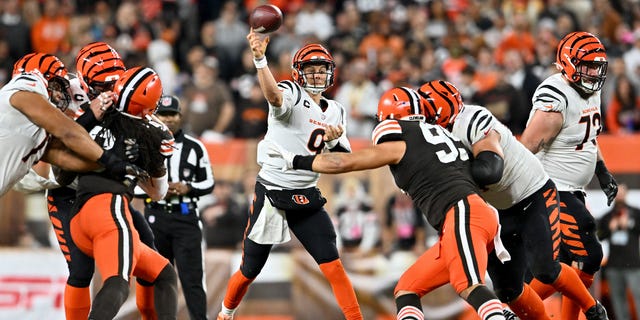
[318,259,363,320]
[508,284,551,320]
[561,268,594,320]
[553,264,596,312]
[136,282,157,320]
[223,270,253,310]
[529,277,556,301]
[64,284,91,320]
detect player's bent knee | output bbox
[67,275,92,288]
[494,287,522,303]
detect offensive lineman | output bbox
[520,31,618,320]
[216,29,362,320]
[419,80,608,320]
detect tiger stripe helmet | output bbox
[292,43,336,94]
[113,67,162,118]
[555,31,607,94]
[418,80,464,128]
[377,87,426,122]
[12,53,71,111]
[13,52,67,80]
[75,42,126,98]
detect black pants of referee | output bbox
[145,203,207,320]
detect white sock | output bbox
[220,302,236,316]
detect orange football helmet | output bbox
[555,31,607,94]
[292,43,336,94]
[418,80,464,127]
[113,67,162,118]
[12,53,71,111]
[75,42,126,99]
[377,87,426,122]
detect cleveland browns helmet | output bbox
[75,41,126,99]
[292,44,336,94]
[113,67,162,118]
[12,52,71,111]
[418,80,464,128]
[377,87,426,122]
[555,31,607,94]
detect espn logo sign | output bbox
[291,194,309,205]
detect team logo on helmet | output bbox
[418,80,464,128]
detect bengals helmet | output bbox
[292,44,336,94]
[12,53,71,111]
[418,80,464,128]
[75,42,126,99]
[555,31,607,94]
[377,87,426,122]
[113,67,163,118]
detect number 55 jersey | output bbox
[527,73,601,192]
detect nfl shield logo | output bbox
[161,96,172,106]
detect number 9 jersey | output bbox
[527,73,601,192]
[257,80,351,189]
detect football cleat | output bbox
[585,301,609,320]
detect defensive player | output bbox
[0,52,138,196]
[216,29,361,320]
[419,79,608,320]
[520,31,617,320]
[268,87,509,320]
[69,67,178,319]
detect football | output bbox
[249,4,283,34]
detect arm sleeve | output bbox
[471,150,504,188]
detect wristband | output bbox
[292,155,316,171]
[253,56,268,69]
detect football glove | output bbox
[265,142,295,171]
[98,150,149,181]
[124,138,139,162]
[595,160,618,206]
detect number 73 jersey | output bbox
[527,73,601,192]
[372,119,478,231]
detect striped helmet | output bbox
[13,52,67,80]
[292,43,336,94]
[555,31,607,94]
[418,80,464,128]
[377,87,426,122]
[113,67,162,118]
[12,53,71,111]
[75,42,126,99]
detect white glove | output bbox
[266,142,295,171]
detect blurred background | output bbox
[1,0,639,319]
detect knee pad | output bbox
[67,275,92,288]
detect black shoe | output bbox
[503,309,519,320]
[585,301,608,320]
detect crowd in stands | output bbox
[2,0,640,142]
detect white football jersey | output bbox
[527,74,601,192]
[0,72,52,196]
[257,80,351,189]
[452,104,548,209]
[68,74,90,116]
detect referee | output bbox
[136,95,215,320]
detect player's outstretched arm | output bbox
[304,141,405,174]
[520,110,563,154]
[41,139,100,172]
[11,90,106,162]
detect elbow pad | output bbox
[471,151,504,188]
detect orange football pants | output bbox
[70,193,167,282]
[395,194,499,296]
